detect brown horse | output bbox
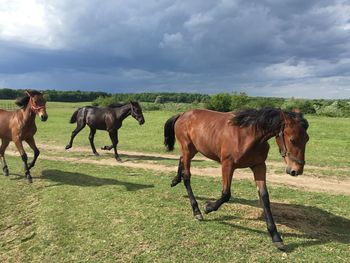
[0,90,48,183]
[164,107,309,250]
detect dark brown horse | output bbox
[65,101,145,161]
[164,107,309,250]
[0,90,48,183]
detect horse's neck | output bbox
[116,104,131,120]
[258,125,281,143]
[20,105,36,127]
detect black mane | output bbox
[15,90,42,109]
[232,107,308,132]
[107,102,128,108]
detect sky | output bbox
[0,0,350,98]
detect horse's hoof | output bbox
[170,179,181,187]
[3,168,9,177]
[116,158,122,163]
[65,145,71,150]
[195,214,204,221]
[273,241,286,251]
[204,201,215,214]
[101,146,111,151]
[94,152,100,157]
[27,177,33,184]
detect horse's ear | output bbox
[280,110,288,123]
[25,90,32,97]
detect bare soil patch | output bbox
[4,143,350,195]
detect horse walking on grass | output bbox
[0,90,48,183]
[164,107,309,250]
[65,101,145,161]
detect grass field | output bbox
[28,101,350,179]
[0,156,349,262]
[0,100,349,262]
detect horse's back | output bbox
[82,106,115,130]
[175,109,233,161]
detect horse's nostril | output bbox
[290,170,297,176]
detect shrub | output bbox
[206,93,232,112]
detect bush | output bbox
[281,98,316,114]
[231,92,250,110]
[206,93,232,112]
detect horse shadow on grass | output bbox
[117,153,210,165]
[195,195,350,252]
[39,169,154,191]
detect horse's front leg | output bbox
[25,137,40,170]
[205,159,234,214]
[14,139,32,183]
[0,139,10,176]
[251,163,285,251]
[108,130,121,162]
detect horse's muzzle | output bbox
[286,167,303,177]
[139,118,145,125]
[40,115,48,122]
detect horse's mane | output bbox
[107,102,128,108]
[232,107,309,132]
[15,90,42,109]
[107,101,140,108]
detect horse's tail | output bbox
[69,108,80,123]
[164,114,181,152]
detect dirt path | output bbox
[4,143,350,195]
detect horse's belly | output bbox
[200,151,221,162]
[193,143,221,162]
[86,118,106,130]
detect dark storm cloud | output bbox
[0,0,350,98]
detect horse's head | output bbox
[26,90,48,122]
[130,101,145,125]
[275,110,309,176]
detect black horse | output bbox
[65,101,145,161]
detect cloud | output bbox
[0,0,350,98]
[159,32,184,49]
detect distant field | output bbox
[1,100,349,178]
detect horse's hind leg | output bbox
[205,159,234,214]
[0,140,10,176]
[171,157,183,187]
[26,137,40,170]
[65,121,86,150]
[181,144,202,220]
[88,128,99,156]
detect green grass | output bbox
[1,100,349,178]
[0,156,349,262]
[1,100,349,262]
[33,101,350,166]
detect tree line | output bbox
[0,88,110,102]
[1,88,349,117]
[207,92,350,117]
